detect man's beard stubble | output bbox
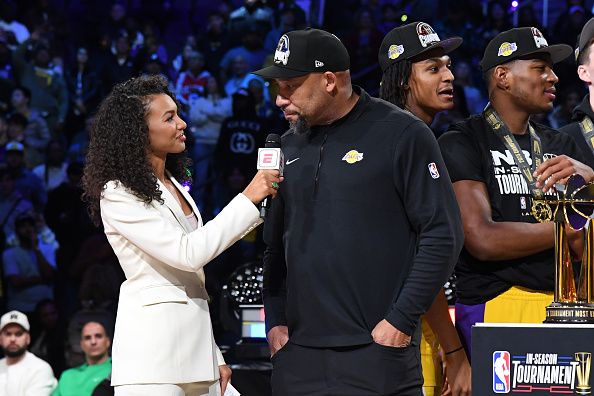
[289,116,311,135]
[4,346,27,358]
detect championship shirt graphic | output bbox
[491,351,592,394]
[490,149,557,215]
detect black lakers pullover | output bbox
[262,87,464,347]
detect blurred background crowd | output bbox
[0,0,590,380]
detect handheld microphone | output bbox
[257,134,284,218]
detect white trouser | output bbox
[114,380,220,396]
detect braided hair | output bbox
[379,59,413,109]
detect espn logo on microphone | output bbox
[257,148,284,175]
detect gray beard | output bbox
[288,116,310,135]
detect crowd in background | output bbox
[0,0,590,380]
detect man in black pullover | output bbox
[560,17,594,169]
[253,28,464,396]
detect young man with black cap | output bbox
[559,17,594,169]
[438,27,594,358]
[255,27,464,395]
[378,22,470,396]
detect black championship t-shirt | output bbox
[438,114,584,305]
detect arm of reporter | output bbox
[100,170,282,273]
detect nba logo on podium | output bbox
[493,351,511,393]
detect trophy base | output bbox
[544,302,594,324]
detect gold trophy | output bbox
[575,352,592,395]
[531,174,594,323]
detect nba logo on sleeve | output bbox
[428,162,440,179]
[493,351,511,393]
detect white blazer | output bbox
[100,176,262,385]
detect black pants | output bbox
[271,342,423,396]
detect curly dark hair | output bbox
[82,75,191,226]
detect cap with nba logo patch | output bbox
[252,28,350,79]
[378,22,462,72]
[480,27,572,71]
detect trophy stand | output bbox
[535,175,594,323]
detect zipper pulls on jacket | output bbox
[313,132,328,199]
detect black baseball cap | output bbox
[576,17,594,63]
[480,27,572,71]
[378,22,462,72]
[252,28,350,79]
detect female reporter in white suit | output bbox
[82,75,282,396]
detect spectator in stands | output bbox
[228,0,274,41]
[0,310,56,395]
[170,38,196,79]
[263,8,301,52]
[45,162,96,317]
[223,55,265,96]
[67,115,92,164]
[478,1,512,50]
[549,86,582,129]
[214,88,266,212]
[344,7,383,92]
[378,4,399,35]
[140,52,169,80]
[4,140,46,211]
[196,13,232,78]
[554,1,592,45]
[0,114,6,148]
[174,50,210,108]
[0,166,33,248]
[9,85,50,166]
[0,2,30,46]
[518,3,547,37]
[12,37,68,135]
[29,299,66,377]
[5,112,33,162]
[188,76,232,211]
[64,47,101,140]
[101,2,129,43]
[33,139,68,192]
[453,61,487,115]
[52,321,112,396]
[247,78,274,121]
[0,36,16,111]
[220,28,268,80]
[103,35,135,90]
[3,211,55,314]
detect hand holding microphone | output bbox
[242,169,283,204]
[243,134,284,210]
